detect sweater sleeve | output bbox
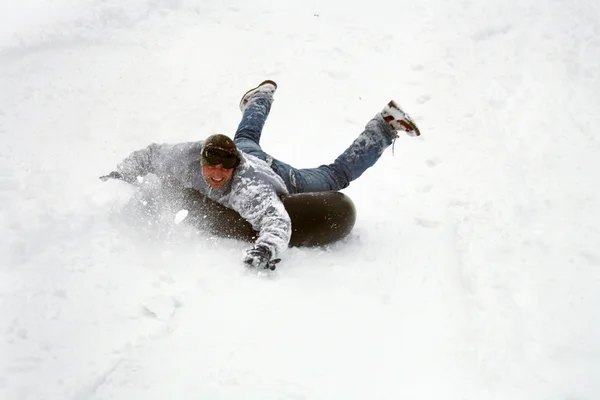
[230,181,292,258]
[115,142,196,184]
[115,143,163,183]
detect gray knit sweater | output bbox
[116,141,291,258]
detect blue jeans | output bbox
[234,93,397,194]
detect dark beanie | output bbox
[201,134,240,166]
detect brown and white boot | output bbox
[239,80,278,112]
[381,100,421,137]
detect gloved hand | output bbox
[242,244,281,271]
[99,171,124,181]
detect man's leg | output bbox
[233,83,276,161]
[269,113,400,194]
[270,100,419,193]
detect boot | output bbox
[239,80,277,112]
[381,100,421,137]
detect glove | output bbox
[242,244,281,271]
[99,171,124,181]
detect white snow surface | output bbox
[1,0,600,399]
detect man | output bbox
[101,80,420,269]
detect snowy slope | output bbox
[1,0,599,399]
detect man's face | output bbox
[202,164,234,189]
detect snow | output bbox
[1,0,600,398]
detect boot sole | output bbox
[239,80,278,110]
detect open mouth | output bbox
[208,177,226,186]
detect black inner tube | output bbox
[177,189,356,247]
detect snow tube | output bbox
[177,189,356,247]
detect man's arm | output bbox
[113,143,162,183]
[230,183,292,265]
[102,142,194,184]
